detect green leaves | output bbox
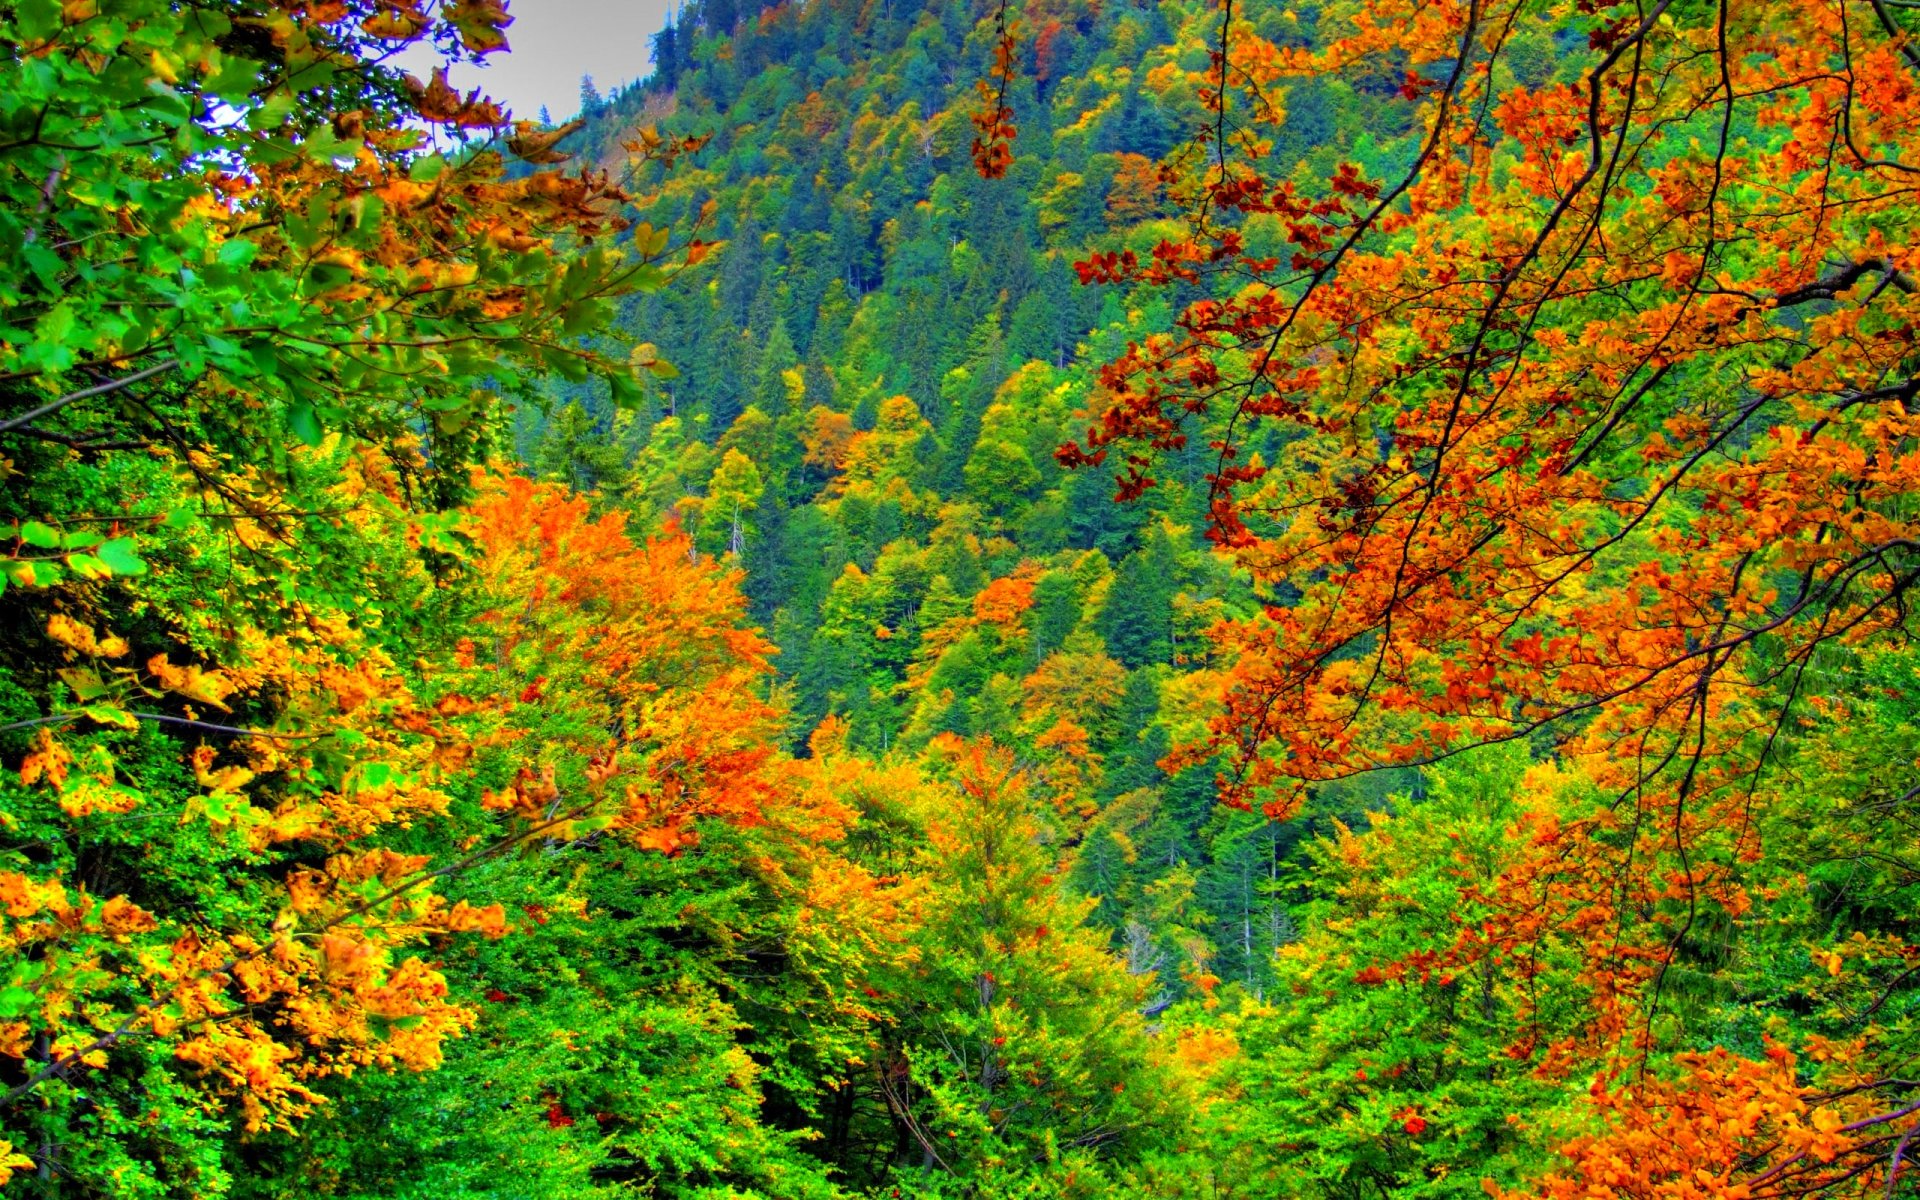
[0,0,654,547]
[16,521,60,550]
[77,704,138,731]
[629,341,679,380]
[1,524,146,591]
[286,400,324,447]
[95,537,145,576]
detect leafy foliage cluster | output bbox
[4,0,1920,1197]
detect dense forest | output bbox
[2,0,1920,1195]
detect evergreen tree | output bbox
[1096,528,1179,668]
[651,19,682,90]
[879,742,1178,1192]
[532,400,629,495]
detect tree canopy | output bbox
[4,0,1920,1196]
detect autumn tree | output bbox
[1045,0,1920,1190]
[0,0,708,1185]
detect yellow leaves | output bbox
[313,246,365,276]
[57,766,141,818]
[402,257,478,293]
[360,4,427,40]
[46,613,129,657]
[146,654,234,711]
[19,727,71,791]
[372,175,433,213]
[191,745,254,796]
[443,0,512,55]
[0,1140,34,1186]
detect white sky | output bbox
[400,0,676,122]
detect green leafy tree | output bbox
[703,447,768,558]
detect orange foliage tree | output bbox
[0,465,786,1153]
[1020,0,1920,1191]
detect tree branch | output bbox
[0,360,180,435]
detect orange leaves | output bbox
[1046,7,1920,1129]
[1494,1046,1903,1200]
[461,472,785,855]
[18,728,72,792]
[482,764,561,820]
[802,405,857,474]
[172,1025,323,1134]
[972,574,1036,629]
[0,871,71,922]
[1106,152,1163,225]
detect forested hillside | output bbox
[3,0,1920,1197]
[527,0,1435,998]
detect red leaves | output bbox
[970,1,1019,179]
[1330,162,1381,201]
[1074,249,1138,285]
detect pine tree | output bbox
[651,19,681,89]
[1096,527,1179,669]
